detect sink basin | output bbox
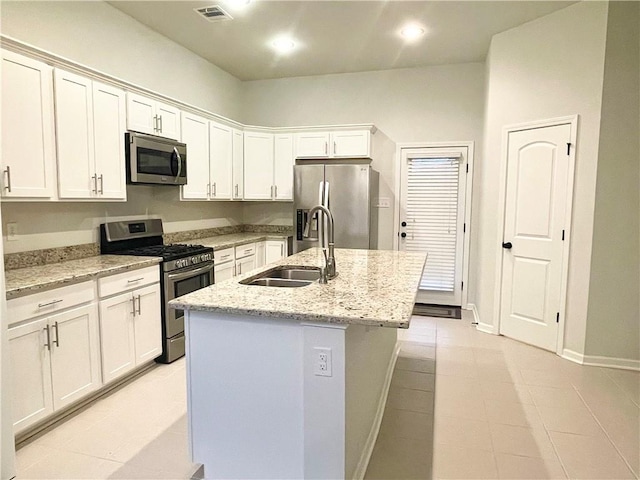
[239,266,321,287]
[245,278,312,288]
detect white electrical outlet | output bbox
[313,347,332,377]
[6,222,18,241]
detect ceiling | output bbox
[108,1,575,81]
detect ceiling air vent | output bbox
[194,5,233,22]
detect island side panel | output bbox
[345,325,398,479]
[186,311,304,479]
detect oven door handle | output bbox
[167,263,213,282]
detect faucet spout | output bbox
[306,205,337,280]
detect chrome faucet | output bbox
[305,205,337,282]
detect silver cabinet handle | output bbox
[136,295,142,315]
[244,249,252,254]
[220,254,231,260]
[280,244,284,256]
[38,299,63,309]
[213,182,216,197]
[333,141,337,155]
[158,115,163,133]
[153,115,158,132]
[92,174,98,194]
[43,325,51,351]
[207,183,211,197]
[325,142,328,155]
[274,185,278,198]
[235,184,239,198]
[237,263,241,275]
[4,166,11,193]
[98,174,104,194]
[270,185,274,198]
[131,296,136,317]
[53,321,60,348]
[127,277,144,284]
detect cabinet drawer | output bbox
[214,247,234,264]
[98,265,159,298]
[235,243,256,259]
[8,281,95,326]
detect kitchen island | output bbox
[170,248,427,480]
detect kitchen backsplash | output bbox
[4,224,293,270]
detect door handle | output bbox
[502,242,513,249]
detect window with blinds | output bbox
[405,156,461,292]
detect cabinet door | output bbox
[255,242,266,268]
[156,102,181,141]
[273,134,294,200]
[209,121,233,200]
[99,292,136,384]
[265,240,287,264]
[93,81,127,200]
[1,50,56,198]
[214,262,235,283]
[126,92,156,135]
[244,132,274,200]
[49,304,102,410]
[235,256,256,277]
[133,284,162,365]
[54,69,95,199]
[331,130,371,158]
[295,132,330,158]
[8,318,53,434]
[181,112,210,200]
[232,129,244,200]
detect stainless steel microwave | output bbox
[126,131,187,185]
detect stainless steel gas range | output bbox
[100,219,213,363]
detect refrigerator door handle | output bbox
[323,181,330,248]
[316,181,325,246]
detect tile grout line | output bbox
[602,369,640,409]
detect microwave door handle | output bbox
[173,147,183,182]
[167,263,213,282]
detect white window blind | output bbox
[405,156,460,292]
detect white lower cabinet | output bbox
[265,239,288,264]
[255,242,266,268]
[99,282,161,384]
[8,303,101,434]
[235,256,256,277]
[214,262,235,283]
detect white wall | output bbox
[585,1,640,361]
[0,0,246,252]
[477,1,609,354]
[241,63,486,269]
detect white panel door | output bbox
[1,50,56,198]
[99,292,136,383]
[331,131,370,158]
[398,147,468,306]
[133,284,162,365]
[181,112,210,200]
[54,69,95,199]
[232,129,244,200]
[93,81,126,200]
[209,121,233,200]
[8,318,53,434]
[156,101,181,140]
[273,134,294,200]
[49,304,101,410]
[499,124,571,352]
[126,92,156,135]
[244,132,274,200]
[295,132,330,158]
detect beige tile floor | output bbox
[365,311,640,480]
[15,311,639,480]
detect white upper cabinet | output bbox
[1,50,56,199]
[55,69,126,200]
[209,121,233,200]
[273,134,294,200]
[232,129,244,200]
[181,112,210,200]
[243,131,274,200]
[295,129,371,159]
[127,92,181,140]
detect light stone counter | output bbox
[198,232,290,250]
[5,255,161,300]
[170,247,427,328]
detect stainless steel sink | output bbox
[239,266,321,287]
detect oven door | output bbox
[164,262,213,338]
[128,132,187,185]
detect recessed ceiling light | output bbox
[271,37,296,54]
[400,24,425,41]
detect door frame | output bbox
[493,115,578,355]
[394,141,475,309]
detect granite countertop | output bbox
[170,248,427,328]
[198,232,290,250]
[5,255,161,300]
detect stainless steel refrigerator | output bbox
[293,162,379,253]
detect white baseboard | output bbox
[467,303,499,335]
[352,342,400,480]
[562,349,640,371]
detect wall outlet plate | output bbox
[313,347,332,377]
[6,222,18,241]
